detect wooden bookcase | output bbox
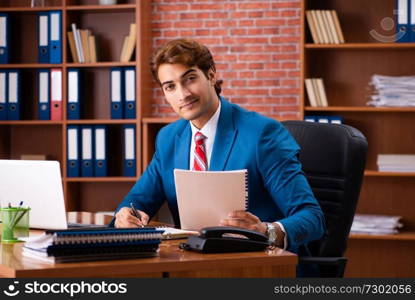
[302,0,415,277]
[0,0,152,212]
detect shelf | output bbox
[66,119,138,125]
[0,121,63,125]
[66,62,136,68]
[65,177,138,183]
[0,6,63,12]
[305,43,415,49]
[66,4,136,12]
[349,231,415,241]
[304,106,415,112]
[0,63,62,69]
[365,170,415,177]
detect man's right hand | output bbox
[114,207,149,228]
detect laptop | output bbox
[0,160,106,230]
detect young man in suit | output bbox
[114,39,325,257]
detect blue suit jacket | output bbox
[117,97,325,255]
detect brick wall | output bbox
[151,0,301,119]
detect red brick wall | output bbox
[151,0,301,119]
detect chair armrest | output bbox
[298,256,347,277]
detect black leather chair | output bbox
[282,120,368,277]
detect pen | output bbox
[130,202,144,228]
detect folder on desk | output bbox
[0,14,9,64]
[38,69,50,120]
[0,70,7,120]
[123,124,136,177]
[50,68,62,120]
[124,67,136,119]
[110,67,123,119]
[94,125,107,177]
[7,70,20,120]
[49,11,62,63]
[81,125,94,177]
[67,125,80,177]
[37,12,49,63]
[397,0,410,42]
[67,68,81,120]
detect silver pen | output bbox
[130,202,144,227]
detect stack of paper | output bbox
[367,75,415,107]
[377,154,415,172]
[351,214,403,235]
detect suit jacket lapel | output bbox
[210,98,237,171]
[174,121,191,170]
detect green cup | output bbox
[0,207,30,243]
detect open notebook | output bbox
[174,169,248,230]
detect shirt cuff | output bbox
[276,221,287,250]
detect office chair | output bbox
[282,120,368,277]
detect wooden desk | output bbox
[0,236,297,278]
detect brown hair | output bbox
[150,39,223,95]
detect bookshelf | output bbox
[0,0,152,212]
[302,0,415,277]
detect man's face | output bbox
[158,63,219,128]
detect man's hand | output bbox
[219,210,267,235]
[114,207,149,228]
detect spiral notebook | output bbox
[174,169,248,230]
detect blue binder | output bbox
[38,69,50,120]
[94,125,107,177]
[7,70,20,120]
[397,0,410,42]
[123,124,136,177]
[49,11,62,63]
[304,116,316,122]
[110,67,124,119]
[316,116,330,123]
[330,116,343,124]
[0,13,9,64]
[67,68,81,120]
[0,70,7,120]
[124,67,136,119]
[38,12,49,63]
[67,125,80,177]
[81,126,94,177]
[410,0,415,41]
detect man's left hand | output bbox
[219,210,267,235]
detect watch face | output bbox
[267,223,277,243]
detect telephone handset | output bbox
[180,226,270,253]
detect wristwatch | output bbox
[265,222,278,246]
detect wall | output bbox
[151,0,301,119]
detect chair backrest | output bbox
[282,121,368,259]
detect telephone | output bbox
[180,226,270,253]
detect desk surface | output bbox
[0,232,297,278]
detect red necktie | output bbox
[193,132,207,171]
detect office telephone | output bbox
[180,226,270,253]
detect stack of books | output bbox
[377,154,415,172]
[68,24,97,63]
[305,10,345,44]
[120,23,137,62]
[22,227,164,263]
[351,214,403,235]
[304,78,329,107]
[367,75,415,107]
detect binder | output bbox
[317,116,330,123]
[94,125,107,177]
[304,116,316,122]
[330,116,343,124]
[124,67,136,119]
[110,67,123,119]
[37,12,49,63]
[123,124,136,177]
[0,70,6,120]
[7,70,20,120]
[67,125,80,177]
[411,0,415,41]
[49,11,62,63]
[67,68,81,120]
[50,68,62,120]
[0,13,9,64]
[81,126,94,177]
[38,69,50,120]
[397,0,410,43]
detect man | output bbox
[114,39,325,258]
